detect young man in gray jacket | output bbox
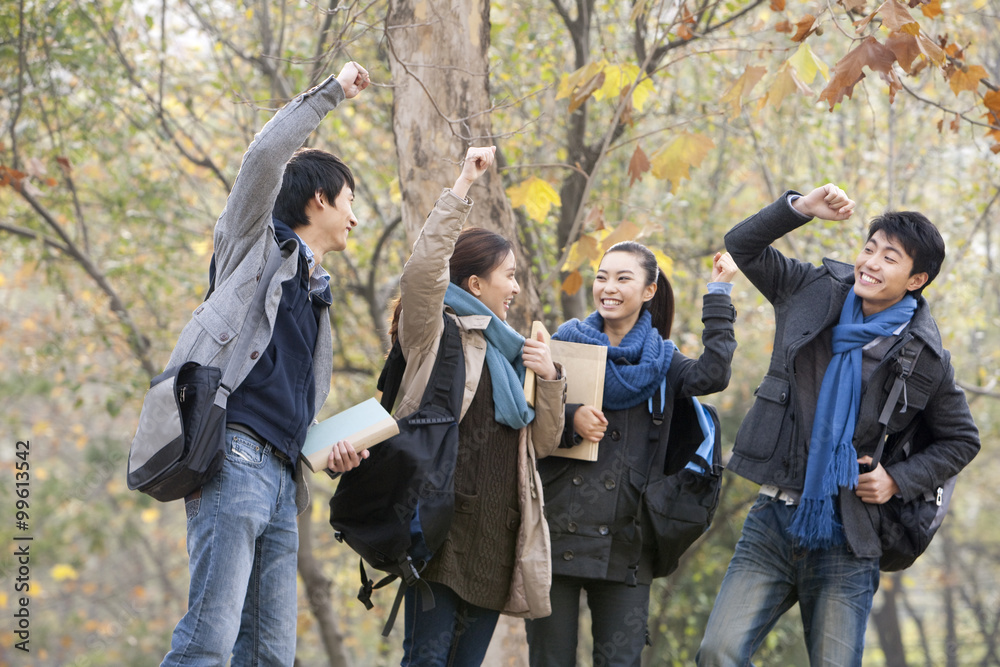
[161,62,370,665]
[697,185,980,666]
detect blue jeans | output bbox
[162,429,299,666]
[697,495,880,667]
[401,580,500,666]
[525,575,650,667]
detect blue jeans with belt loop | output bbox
[697,494,880,667]
[162,428,299,666]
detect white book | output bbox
[300,398,399,472]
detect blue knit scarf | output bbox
[552,310,675,410]
[789,288,917,549]
[443,283,534,429]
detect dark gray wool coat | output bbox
[725,193,980,559]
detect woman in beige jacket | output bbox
[390,146,566,666]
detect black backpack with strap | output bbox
[328,313,464,635]
[865,337,956,571]
[628,382,724,581]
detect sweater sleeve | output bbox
[212,76,347,284]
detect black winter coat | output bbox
[725,193,980,559]
[538,293,736,585]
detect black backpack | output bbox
[328,314,464,635]
[867,339,956,572]
[637,385,725,580]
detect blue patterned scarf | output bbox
[443,283,534,429]
[789,288,916,549]
[552,310,675,410]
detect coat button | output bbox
[572,475,583,486]
[604,479,616,490]
[562,550,574,561]
[610,430,621,441]
[220,333,229,341]
[250,351,259,360]
[598,525,609,536]
[195,306,204,314]
[461,501,472,511]
[567,522,578,533]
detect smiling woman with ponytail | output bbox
[524,241,739,667]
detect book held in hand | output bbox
[301,398,399,472]
[524,321,607,462]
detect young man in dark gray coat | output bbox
[697,185,980,666]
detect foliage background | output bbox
[1,0,998,664]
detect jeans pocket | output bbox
[227,432,266,467]
[184,496,202,521]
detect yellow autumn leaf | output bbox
[649,133,716,188]
[720,65,768,118]
[788,43,829,84]
[0,591,7,608]
[651,249,674,279]
[593,63,638,102]
[561,233,602,272]
[601,221,643,251]
[949,64,988,96]
[556,61,606,100]
[761,64,813,110]
[561,270,584,296]
[632,78,656,113]
[506,177,561,223]
[52,564,79,582]
[141,508,161,524]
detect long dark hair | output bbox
[449,227,513,290]
[387,227,513,342]
[602,241,674,339]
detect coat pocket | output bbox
[733,375,791,463]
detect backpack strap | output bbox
[377,341,406,412]
[421,314,464,414]
[869,337,925,468]
[376,312,464,415]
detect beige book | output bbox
[524,321,607,462]
[300,398,399,472]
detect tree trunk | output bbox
[872,573,909,667]
[386,0,541,329]
[298,511,353,667]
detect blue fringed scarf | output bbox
[552,310,675,410]
[443,283,534,429]
[788,288,917,549]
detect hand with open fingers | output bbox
[711,251,738,283]
[523,331,558,381]
[573,405,608,443]
[791,184,855,221]
[336,62,371,99]
[327,439,369,473]
[855,456,900,504]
